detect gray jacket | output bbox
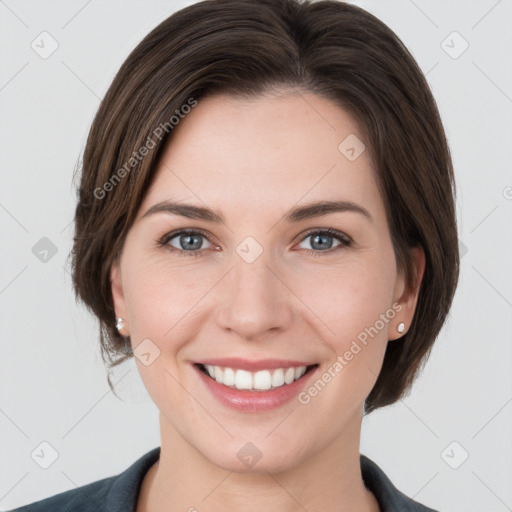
[6,447,439,511]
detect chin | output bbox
[198,435,309,475]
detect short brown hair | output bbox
[71,0,459,414]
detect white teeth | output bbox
[272,368,285,387]
[201,364,309,391]
[253,370,272,390]
[235,369,253,390]
[284,367,295,384]
[295,366,307,379]
[223,367,236,386]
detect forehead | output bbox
[139,91,385,224]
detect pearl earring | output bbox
[397,322,405,333]
[116,317,125,332]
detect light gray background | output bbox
[1,0,511,510]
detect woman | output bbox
[8,0,459,510]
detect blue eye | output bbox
[160,229,212,257]
[158,228,351,258]
[297,229,352,257]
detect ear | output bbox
[389,246,425,341]
[110,258,129,336]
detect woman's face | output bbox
[111,90,421,472]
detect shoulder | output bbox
[360,454,440,512]
[5,447,161,512]
[4,475,116,512]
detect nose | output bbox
[214,251,294,341]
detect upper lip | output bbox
[195,358,317,372]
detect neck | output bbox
[137,412,380,512]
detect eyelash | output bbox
[157,228,352,258]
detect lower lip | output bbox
[194,364,318,412]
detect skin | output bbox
[110,89,425,512]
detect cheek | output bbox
[292,262,395,425]
[123,253,212,340]
[297,254,397,345]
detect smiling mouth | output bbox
[195,363,318,392]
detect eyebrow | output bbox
[140,199,372,224]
